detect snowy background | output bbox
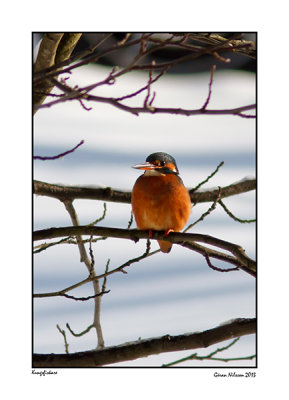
[33,62,256,367]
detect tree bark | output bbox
[33,318,256,367]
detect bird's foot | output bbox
[148,229,153,238]
[164,228,174,237]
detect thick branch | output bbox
[33,33,82,114]
[33,178,256,204]
[192,178,256,203]
[33,317,256,367]
[34,34,64,73]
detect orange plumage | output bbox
[131,152,191,253]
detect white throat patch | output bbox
[144,170,165,176]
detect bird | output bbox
[131,152,191,253]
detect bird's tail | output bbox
[158,240,172,253]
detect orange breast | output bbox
[131,174,191,232]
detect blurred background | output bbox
[33,32,256,367]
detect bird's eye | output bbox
[154,160,165,167]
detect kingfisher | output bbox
[131,152,192,253]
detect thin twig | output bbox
[235,112,256,119]
[203,252,239,273]
[60,290,110,301]
[66,323,94,337]
[34,275,92,298]
[101,239,153,277]
[77,98,92,111]
[56,324,69,354]
[127,212,134,229]
[212,51,231,63]
[201,65,216,110]
[88,203,107,226]
[34,140,84,160]
[219,199,256,223]
[118,33,132,46]
[33,236,72,253]
[81,66,118,93]
[191,161,224,193]
[114,68,167,102]
[144,63,155,108]
[184,186,222,232]
[88,236,95,271]
[162,337,254,366]
[33,236,107,253]
[163,337,240,366]
[102,259,110,293]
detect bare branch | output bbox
[190,178,256,203]
[59,290,110,302]
[127,35,253,72]
[33,178,256,205]
[162,337,255,366]
[88,203,107,226]
[33,236,72,253]
[127,212,134,229]
[218,199,256,223]
[191,161,224,193]
[62,200,104,348]
[93,240,159,280]
[114,68,167,102]
[38,87,256,118]
[33,236,107,254]
[201,65,216,110]
[33,140,84,160]
[203,252,239,273]
[101,259,110,293]
[33,225,256,277]
[33,318,256,367]
[163,337,242,366]
[86,98,256,118]
[34,276,92,298]
[177,240,254,277]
